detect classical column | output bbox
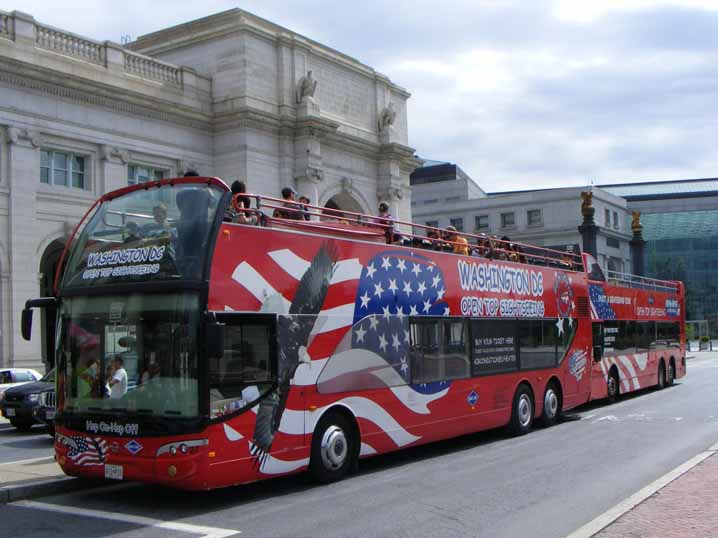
[6,126,44,367]
[578,191,598,258]
[630,211,646,276]
[378,143,422,224]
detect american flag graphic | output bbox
[568,349,588,382]
[599,352,650,393]
[67,436,107,466]
[589,284,617,320]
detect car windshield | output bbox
[62,182,224,288]
[57,292,200,418]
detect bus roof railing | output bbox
[605,270,680,292]
[233,193,586,272]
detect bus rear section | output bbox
[586,262,686,402]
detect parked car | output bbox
[0,369,53,432]
[34,388,57,437]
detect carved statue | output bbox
[378,102,397,132]
[580,191,594,218]
[631,211,643,234]
[296,70,318,104]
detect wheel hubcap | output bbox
[518,394,532,427]
[608,377,617,396]
[320,425,348,471]
[544,389,558,418]
[669,365,674,381]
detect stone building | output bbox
[0,9,419,370]
[411,161,633,272]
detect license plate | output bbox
[45,410,55,420]
[5,408,15,417]
[104,464,123,480]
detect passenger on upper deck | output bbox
[273,186,303,220]
[141,203,173,239]
[445,226,469,256]
[298,196,312,221]
[227,180,256,225]
[378,201,401,244]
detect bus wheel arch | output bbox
[309,405,360,482]
[508,381,535,436]
[541,377,562,427]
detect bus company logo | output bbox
[467,390,479,406]
[554,272,574,318]
[568,350,588,382]
[666,298,680,317]
[648,295,655,305]
[125,440,143,455]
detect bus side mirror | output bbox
[21,297,57,341]
[206,322,225,359]
[593,346,603,361]
[21,309,33,341]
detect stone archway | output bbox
[39,239,65,368]
[324,191,364,216]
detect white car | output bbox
[0,368,42,400]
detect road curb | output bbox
[565,443,718,538]
[0,476,102,504]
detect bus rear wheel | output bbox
[310,412,355,483]
[541,382,561,427]
[509,384,534,436]
[667,360,675,386]
[607,370,620,403]
[657,362,666,390]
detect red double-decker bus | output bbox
[20,177,685,490]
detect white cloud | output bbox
[552,0,718,23]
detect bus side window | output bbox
[410,318,470,384]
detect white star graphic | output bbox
[368,316,380,331]
[443,307,450,316]
[400,356,409,373]
[366,263,376,279]
[409,304,419,316]
[359,291,371,309]
[396,258,407,273]
[378,333,388,352]
[417,281,427,295]
[404,329,411,343]
[381,256,392,270]
[403,281,413,297]
[437,287,446,301]
[355,326,367,343]
[388,278,398,294]
[432,275,441,288]
[568,316,573,328]
[411,263,422,276]
[391,333,401,351]
[382,305,392,319]
[427,264,435,272]
[373,282,384,297]
[396,305,406,322]
[423,299,432,313]
[556,317,565,336]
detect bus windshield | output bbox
[57,292,200,419]
[62,182,224,288]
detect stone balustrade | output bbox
[35,23,105,65]
[124,51,181,85]
[0,12,12,39]
[0,10,188,89]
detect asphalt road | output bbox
[2,353,718,538]
[0,420,53,464]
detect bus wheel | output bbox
[667,360,675,386]
[657,362,666,390]
[541,382,561,427]
[607,370,620,403]
[509,384,534,436]
[310,412,355,483]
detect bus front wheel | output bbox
[310,412,355,483]
[607,370,620,403]
[667,359,675,386]
[509,384,534,436]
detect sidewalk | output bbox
[0,417,94,502]
[595,453,718,538]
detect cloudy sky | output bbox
[11,0,718,190]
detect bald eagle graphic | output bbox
[251,242,337,469]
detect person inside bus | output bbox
[142,203,173,239]
[445,226,469,255]
[108,356,128,399]
[78,356,100,399]
[473,234,493,258]
[298,196,312,221]
[227,180,256,225]
[560,245,576,270]
[378,201,402,244]
[273,186,303,220]
[123,221,141,244]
